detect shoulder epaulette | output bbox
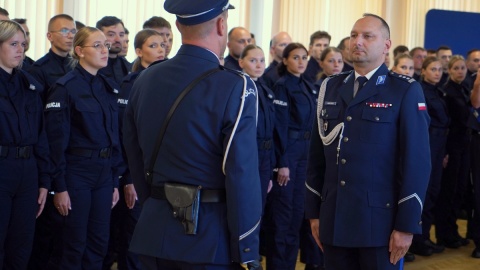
[389,71,416,83]
[220,65,244,76]
[329,70,353,78]
[99,74,120,94]
[55,72,76,86]
[18,69,44,93]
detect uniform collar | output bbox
[177,44,220,65]
[354,64,381,81]
[49,49,71,63]
[76,64,96,83]
[286,72,302,83]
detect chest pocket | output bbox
[75,100,101,112]
[321,106,341,120]
[290,90,310,105]
[320,106,341,134]
[360,107,396,144]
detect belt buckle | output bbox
[16,146,30,159]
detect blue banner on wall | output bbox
[425,9,480,57]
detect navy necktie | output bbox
[355,76,368,97]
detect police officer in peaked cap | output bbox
[123,0,262,269]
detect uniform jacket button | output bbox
[386,203,390,208]
[341,159,346,164]
[343,137,349,142]
[346,116,352,121]
[243,248,251,252]
[340,180,346,186]
[374,116,380,121]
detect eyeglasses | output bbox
[51,28,78,37]
[82,42,112,51]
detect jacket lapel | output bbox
[348,64,389,107]
[339,72,355,105]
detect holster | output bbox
[164,182,202,235]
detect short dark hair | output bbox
[277,42,308,77]
[409,47,425,57]
[0,7,9,17]
[12,18,26,24]
[48,14,75,31]
[250,32,255,39]
[436,45,451,53]
[309,31,331,46]
[143,16,171,30]
[393,45,409,57]
[75,20,86,30]
[124,27,129,35]
[337,37,349,50]
[363,13,390,39]
[426,49,436,55]
[96,16,124,30]
[467,49,480,59]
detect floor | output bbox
[112,220,480,269]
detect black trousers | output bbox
[323,244,402,270]
[469,133,480,246]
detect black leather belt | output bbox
[150,186,226,203]
[288,130,311,140]
[67,147,112,159]
[0,145,31,159]
[429,127,449,136]
[258,139,272,150]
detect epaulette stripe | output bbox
[398,193,423,212]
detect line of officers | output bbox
[2,10,480,270]
[0,12,175,270]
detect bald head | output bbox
[270,31,292,62]
[227,27,252,59]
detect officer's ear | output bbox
[135,47,143,58]
[74,46,83,58]
[47,31,53,42]
[216,14,226,38]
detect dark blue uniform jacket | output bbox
[0,68,51,188]
[44,65,122,192]
[28,49,73,103]
[273,73,317,168]
[306,65,431,247]
[123,44,262,264]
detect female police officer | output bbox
[44,26,120,270]
[409,57,449,256]
[0,20,51,270]
[267,42,317,269]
